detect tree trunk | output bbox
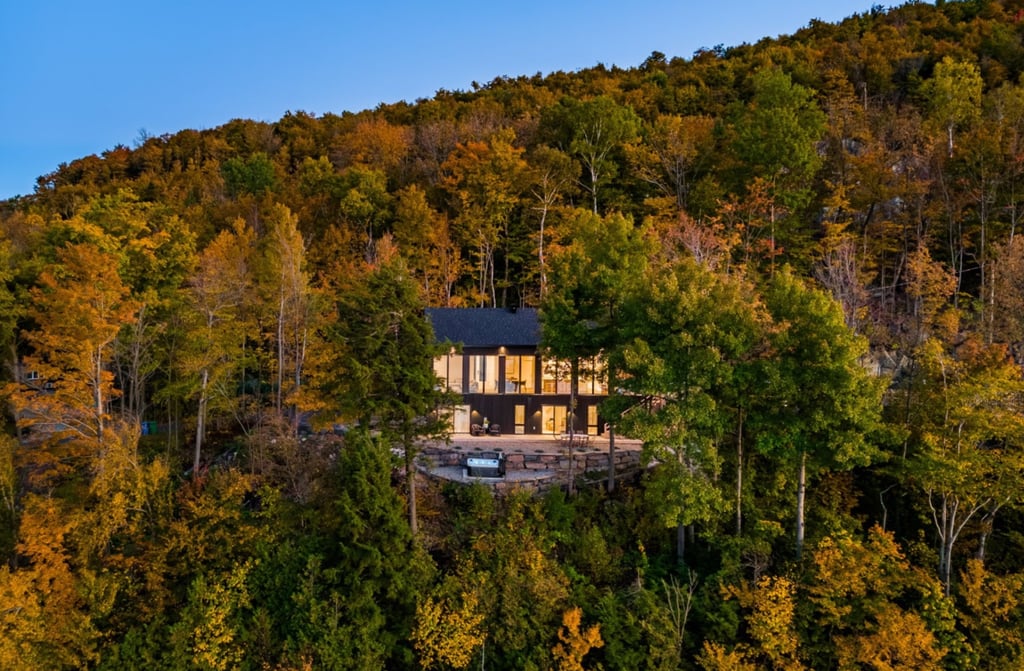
[502,218,510,308]
[796,450,806,557]
[930,490,989,596]
[277,292,285,416]
[607,424,616,493]
[677,522,686,567]
[167,394,179,454]
[589,163,599,214]
[938,496,951,594]
[570,358,580,437]
[194,367,209,476]
[406,428,418,536]
[293,324,307,436]
[10,345,23,443]
[128,303,149,422]
[736,410,744,536]
[538,205,548,299]
[568,358,579,495]
[567,439,575,496]
[94,347,105,445]
[977,505,1003,563]
[606,361,616,492]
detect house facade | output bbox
[426,307,608,436]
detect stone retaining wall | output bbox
[418,446,644,495]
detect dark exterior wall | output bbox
[461,393,605,435]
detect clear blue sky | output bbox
[1,1,883,200]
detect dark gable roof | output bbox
[426,308,540,348]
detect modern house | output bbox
[426,307,608,436]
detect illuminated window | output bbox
[432,357,446,386]
[542,405,567,434]
[542,358,571,394]
[469,355,499,394]
[432,354,464,392]
[504,355,535,393]
[580,357,608,395]
[447,354,463,392]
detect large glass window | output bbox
[432,353,464,392]
[542,358,571,394]
[542,357,608,394]
[587,405,598,434]
[447,354,463,392]
[580,357,608,395]
[542,405,567,434]
[432,356,446,388]
[504,355,535,393]
[469,355,499,394]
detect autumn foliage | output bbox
[2,1,1024,669]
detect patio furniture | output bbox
[559,433,590,449]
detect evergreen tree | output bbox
[322,240,453,535]
[291,429,434,670]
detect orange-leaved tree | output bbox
[441,128,528,307]
[0,495,100,669]
[6,242,138,485]
[802,527,951,669]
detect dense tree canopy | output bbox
[4,1,1024,668]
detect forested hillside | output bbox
[3,0,1024,668]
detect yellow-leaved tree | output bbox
[957,558,1024,668]
[180,220,255,475]
[701,575,804,671]
[254,203,318,431]
[552,606,603,671]
[805,527,949,670]
[412,588,485,670]
[834,605,946,671]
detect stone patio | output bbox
[417,433,645,493]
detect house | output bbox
[426,307,608,435]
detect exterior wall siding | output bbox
[455,393,604,436]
